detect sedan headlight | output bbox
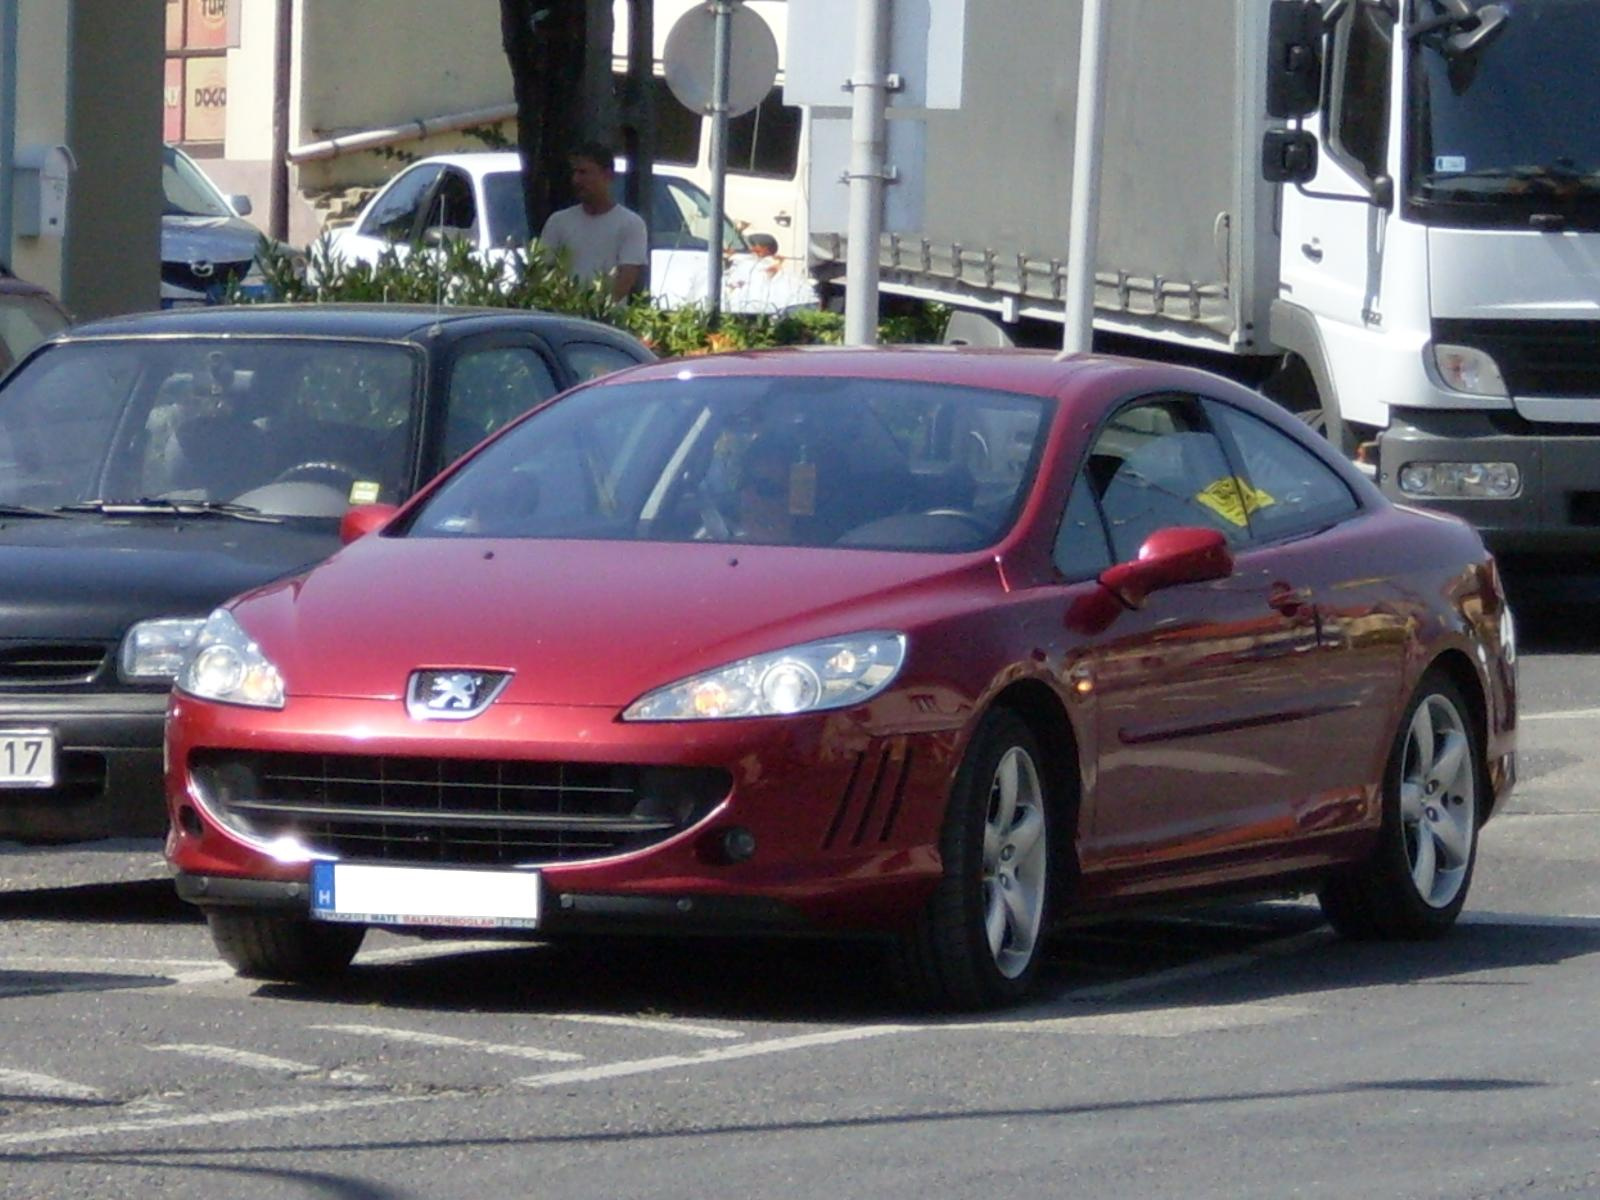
[119,617,209,682]
[622,633,907,721]
[175,609,285,709]
[1431,344,1508,398]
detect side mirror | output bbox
[1262,129,1319,184]
[339,502,399,545]
[1098,527,1234,610]
[229,194,254,217]
[1266,0,1325,118]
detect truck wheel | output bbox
[1318,672,1481,939]
[890,710,1053,1009]
[206,910,365,982]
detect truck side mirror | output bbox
[1262,129,1319,185]
[1266,0,1324,118]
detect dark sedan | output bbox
[162,348,1516,1009]
[0,304,653,841]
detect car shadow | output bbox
[247,901,1600,1026]
[0,878,196,924]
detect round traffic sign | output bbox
[662,4,779,119]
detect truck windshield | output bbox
[1407,0,1600,228]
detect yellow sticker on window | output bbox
[349,480,382,505]
[1194,476,1275,527]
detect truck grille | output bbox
[1433,319,1600,397]
[190,751,731,867]
[0,642,109,687]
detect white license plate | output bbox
[310,861,541,930]
[0,731,55,788]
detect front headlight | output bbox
[622,633,907,721]
[119,617,209,682]
[175,609,285,709]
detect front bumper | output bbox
[165,692,961,935]
[1378,408,1600,558]
[0,691,168,841]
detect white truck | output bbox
[805,0,1600,560]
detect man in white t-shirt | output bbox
[538,142,648,301]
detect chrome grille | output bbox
[191,751,730,867]
[0,642,109,687]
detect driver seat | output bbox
[172,414,271,502]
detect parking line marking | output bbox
[1523,707,1600,722]
[313,1024,584,1063]
[167,939,527,989]
[146,1043,371,1083]
[1053,928,1332,1003]
[933,1001,1314,1037]
[526,1013,742,1040]
[1462,911,1600,928]
[0,1091,443,1150]
[0,1067,104,1102]
[516,1025,912,1089]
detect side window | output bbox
[564,341,645,382]
[421,169,477,241]
[1086,395,1248,562]
[1326,3,1392,183]
[727,88,802,179]
[359,164,443,243]
[1205,401,1360,541]
[1053,471,1113,581]
[442,346,560,467]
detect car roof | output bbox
[595,345,1200,401]
[54,303,629,344]
[389,152,695,183]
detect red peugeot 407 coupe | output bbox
[164,348,1516,1009]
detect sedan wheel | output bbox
[892,710,1053,1009]
[1320,672,1481,939]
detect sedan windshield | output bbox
[163,145,238,219]
[1408,0,1600,225]
[407,374,1050,551]
[0,339,420,518]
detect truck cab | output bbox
[1267,0,1600,559]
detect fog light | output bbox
[720,827,757,863]
[1396,461,1520,499]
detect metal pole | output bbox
[706,0,734,319]
[269,0,294,241]
[0,0,18,270]
[1061,0,1108,355]
[845,0,890,346]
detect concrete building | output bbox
[5,0,162,319]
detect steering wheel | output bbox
[921,508,990,535]
[272,460,364,489]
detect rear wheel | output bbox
[891,710,1053,1009]
[205,910,366,983]
[1319,672,1481,939]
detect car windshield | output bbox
[1408,0,1600,218]
[406,374,1050,551]
[163,145,237,219]
[0,338,421,518]
[0,292,69,374]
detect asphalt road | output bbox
[1,570,1597,1200]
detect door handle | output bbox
[1301,238,1323,263]
[1268,583,1312,617]
[774,211,792,227]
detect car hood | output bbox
[234,537,997,706]
[161,215,271,265]
[0,515,337,640]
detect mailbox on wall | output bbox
[13,145,76,238]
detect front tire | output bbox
[891,711,1053,1009]
[1319,672,1481,939]
[206,910,366,983]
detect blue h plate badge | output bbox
[310,861,540,929]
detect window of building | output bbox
[165,0,235,154]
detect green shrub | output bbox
[242,237,948,354]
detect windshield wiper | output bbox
[56,498,282,522]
